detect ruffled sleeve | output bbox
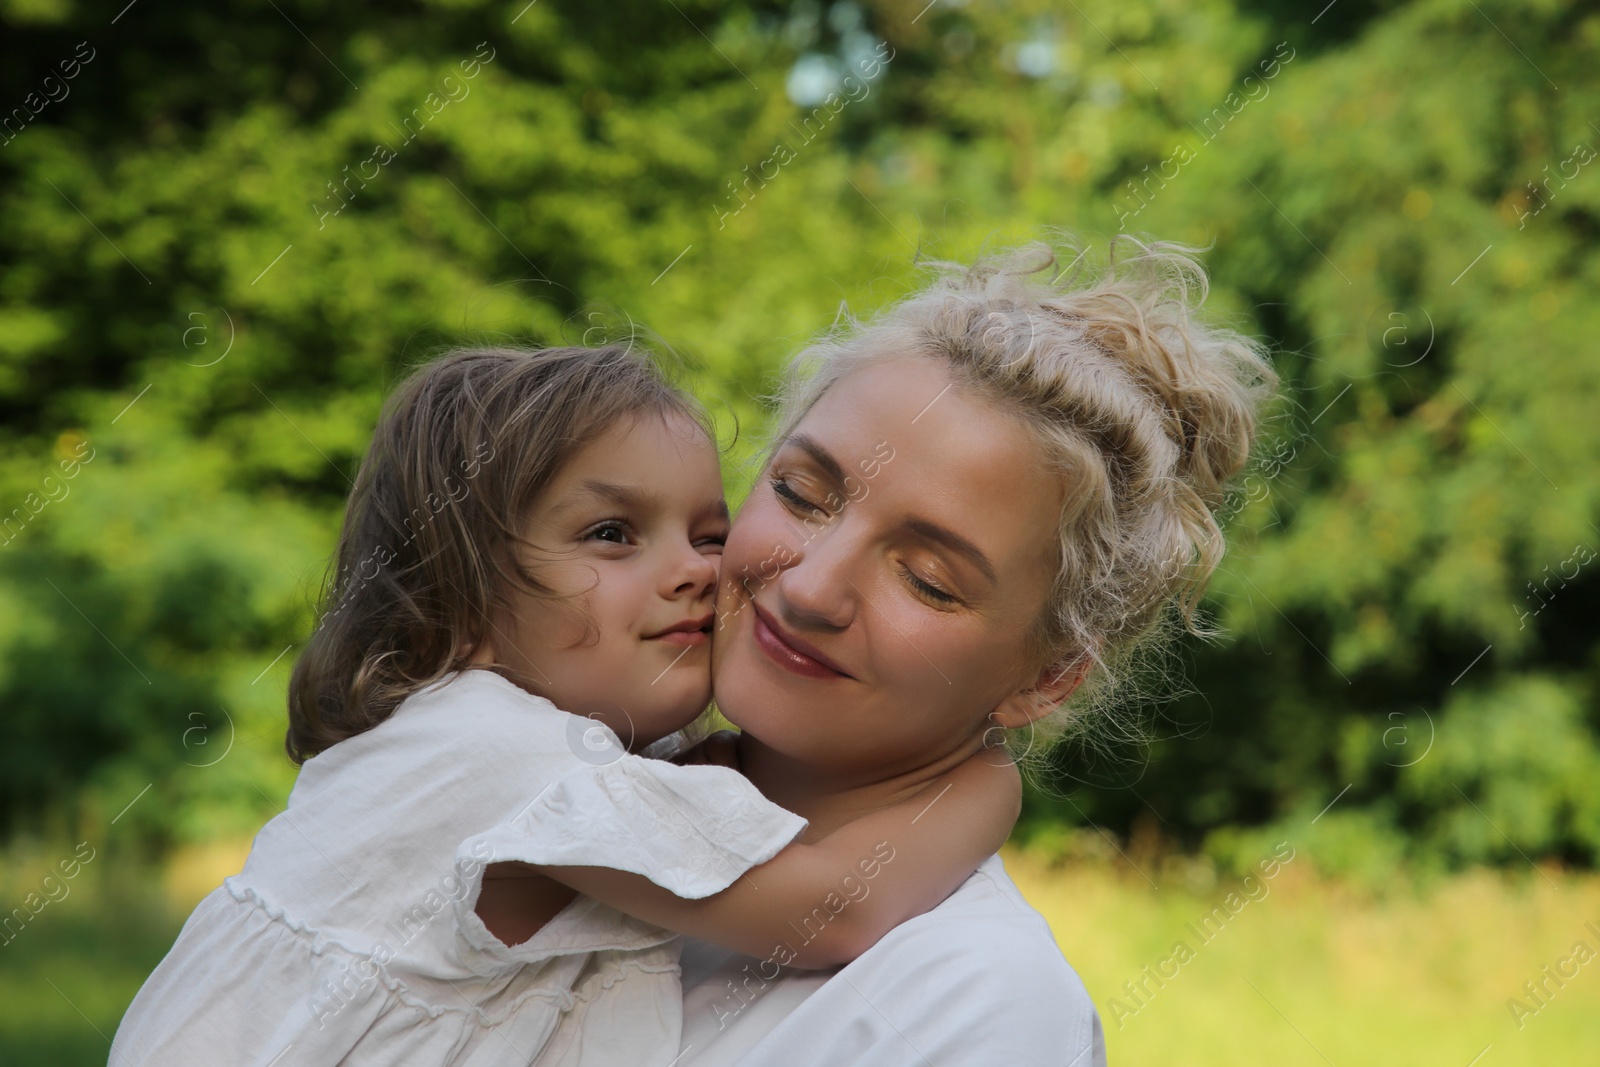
[453,755,807,966]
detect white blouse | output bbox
[111,669,807,1066]
[678,853,1105,1066]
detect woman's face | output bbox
[712,356,1067,780]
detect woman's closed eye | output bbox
[774,473,961,605]
[770,476,824,515]
[900,563,960,606]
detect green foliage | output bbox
[1,0,1596,874]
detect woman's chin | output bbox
[712,648,802,741]
[712,607,855,762]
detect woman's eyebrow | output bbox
[782,433,998,585]
[781,434,848,485]
[904,518,998,586]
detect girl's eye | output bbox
[900,564,959,605]
[771,477,823,514]
[582,520,633,545]
[696,532,728,551]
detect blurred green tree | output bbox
[1,0,1596,872]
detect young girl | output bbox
[112,345,1019,1066]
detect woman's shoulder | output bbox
[899,854,1048,922]
[678,855,1103,1067]
[866,854,1089,993]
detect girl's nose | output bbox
[667,540,719,600]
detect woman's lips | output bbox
[751,603,850,680]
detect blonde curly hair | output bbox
[770,235,1277,750]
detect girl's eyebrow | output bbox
[578,480,656,510]
[543,480,659,520]
[553,481,728,524]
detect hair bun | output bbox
[1046,237,1275,510]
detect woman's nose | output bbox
[774,532,858,630]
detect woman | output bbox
[677,237,1274,1065]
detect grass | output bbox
[1007,846,1600,1066]
[0,846,182,1065]
[3,837,1597,1064]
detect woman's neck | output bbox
[733,732,980,841]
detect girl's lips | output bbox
[645,614,713,646]
[751,603,850,680]
[653,629,709,647]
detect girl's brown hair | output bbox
[286,344,704,763]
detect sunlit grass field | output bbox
[1009,849,1600,1066]
[3,838,1597,1064]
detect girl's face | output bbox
[712,357,1070,781]
[476,410,728,748]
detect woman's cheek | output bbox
[727,495,788,575]
[871,601,941,694]
[885,614,993,728]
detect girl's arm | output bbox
[474,862,578,948]
[473,729,749,946]
[529,748,1020,969]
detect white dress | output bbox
[111,669,808,1067]
[677,853,1105,1066]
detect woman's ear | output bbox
[991,658,1089,728]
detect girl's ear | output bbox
[991,658,1089,729]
